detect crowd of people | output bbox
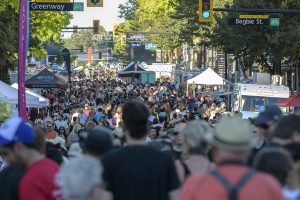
[0,68,299,200]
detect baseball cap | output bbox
[253,105,283,126]
[80,127,113,156]
[0,117,36,145]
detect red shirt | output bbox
[19,158,62,200]
[181,164,285,200]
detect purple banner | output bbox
[18,0,28,121]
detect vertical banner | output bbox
[18,0,28,121]
[88,48,93,65]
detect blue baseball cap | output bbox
[0,117,36,145]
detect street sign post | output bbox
[270,18,280,26]
[29,2,73,11]
[30,2,84,11]
[132,43,141,47]
[34,0,70,2]
[228,18,269,26]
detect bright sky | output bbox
[69,0,128,31]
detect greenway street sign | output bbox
[229,18,269,26]
[270,18,280,26]
[34,0,70,2]
[30,2,73,11]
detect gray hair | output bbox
[58,156,103,200]
[183,120,214,155]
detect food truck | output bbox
[235,84,290,119]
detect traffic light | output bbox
[99,52,102,59]
[73,25,78,34]
[199,0,214,23]
[87,0,103,7]
[93,20,99,34]
[121,35,126,45]
[112,23,120,38]
[80,45,84,52]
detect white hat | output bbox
[205,116,256,152]
[68,142,82,158]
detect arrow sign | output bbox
[30,2,73,11]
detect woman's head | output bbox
[182,120,213,156]
[253,148,293,186]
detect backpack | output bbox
[211,170,255,200]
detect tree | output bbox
[63,26,107,52]
[0,1,71,83]
[208,0,300,74]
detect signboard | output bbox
[34,0,70,2]
[132,35,146,40]
[87,0,103,7]
[239,15,269,19]
[131,43,141,47]
[270,18,280,27]
[88,48,93,65]
[18,0,28,121]
[228,18,269,26]
[73,2,84,11]
[145,43,157,51]
[29,2,73,11]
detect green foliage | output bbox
[0,1,71,83]
[63,26,107,52]
[208,0,300,74]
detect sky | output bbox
[69,0,128,31]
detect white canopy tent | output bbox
[187,67,225,85]
[0,81,40,107]
[11,83,49,107]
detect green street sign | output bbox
[270,18,280,27]
[73,2,84,11]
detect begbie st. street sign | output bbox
[229,18,269,26]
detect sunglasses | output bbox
[257,124,270,129]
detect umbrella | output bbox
[277,96,300,107]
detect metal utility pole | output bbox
[225,52,228,80]
[62,48,72,99]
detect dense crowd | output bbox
[0,68,299,200]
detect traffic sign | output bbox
[270,18,280,26]
[145,43,157,50]
[132,43,141,47]
[228,18,269,26]
[73,2,84,11]
[30,2,73,11]
[240,15,269,19]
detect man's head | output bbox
[80,127,113,158]
[253,105,282,138]
[0,117,43,167]
[205,116,256,164]
[44,117,54,131]
[122,99,150,139]
[273,114,300,143]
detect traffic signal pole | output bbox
[213,8,300,14]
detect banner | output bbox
[88,48,93,65]
[18,0,29,121]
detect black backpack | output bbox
[210,170,255,200]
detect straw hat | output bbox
[204,116,255,152]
